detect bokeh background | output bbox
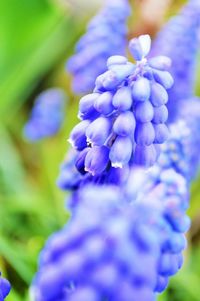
[0,0,200,300]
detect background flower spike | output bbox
[24,89,67,141]
[150,0,200,121]
[67,0,131,94]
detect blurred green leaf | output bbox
[0,0,79,119]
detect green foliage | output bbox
[0,1,200,300]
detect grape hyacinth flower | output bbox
[31,185,168,301]
[150,0,200,121]
[67,0,131,94]
[33,99,200,301]
[0,273,11,301]
[24,89,66,141]
[123,100,200,292]
[32,166,189,301]
[69,34,173,175]
[178,98,200,179]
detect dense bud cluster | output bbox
[69,35,173,175]
[0,273,11,301]
[67,0,130,94]
[24,89,66,141]
[150,0,200,121]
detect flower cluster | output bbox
[67,0,130,94]
[150,0,200,121]
[31,185,164,301]
[24,89,66,141]
[47,101,200,300]
[32,152,190,301]
[31,1,200,301]
[69,35,173,175]
[0,273,11,301]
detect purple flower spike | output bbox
[54,98,200,300]
[24,89,66,141]
[32,185,164,301]
[150,0,200,121]
[69,34,173,175]
[67,0,131,94]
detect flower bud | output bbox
[86,117,112,146]
[132,77,151,102]
[150,82,169,107]
[85,146,109,175]
[135,101,154,123]
[113,111,136,136]
[69,120,90,150]
[112,86,132,111]
[135,122,155,146]
[109,136,133,168]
